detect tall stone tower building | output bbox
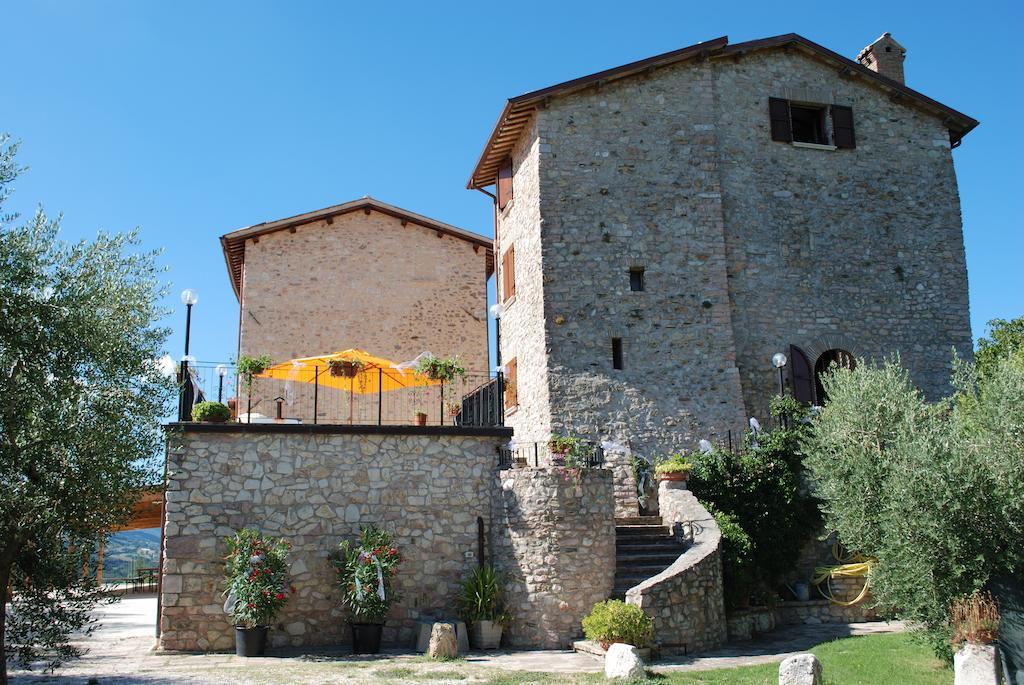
[469,33,976,511]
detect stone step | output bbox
[614,516,663,526]
[616,538,682,550]
[615,551,682,568]
[614,524,673,538]
[615,561,676,577]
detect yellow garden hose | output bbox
[810,542,874,606]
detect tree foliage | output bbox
[973,316,1024,383]
[0,136,172,681]
[802,353,1024,657]
[688,396,821,606]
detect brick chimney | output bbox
[856,33,906,84]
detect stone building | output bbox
[222,196,493,373]
[469,33,977,511]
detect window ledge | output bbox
[502,295,517,310]
[791,141,837,151]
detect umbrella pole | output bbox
[349,375,354,425]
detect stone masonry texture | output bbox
[493,45,971,506]
[238,209,490,421]
[160,426,506,651]
[626,480,727,654]
[489,467,616,649]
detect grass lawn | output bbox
[472,633,949,685]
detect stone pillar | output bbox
[490,468,616,649]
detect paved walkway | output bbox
[8,595,905,683]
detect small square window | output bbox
[611,338,624,370]
[629,268,645,292]
[791,104,828,145]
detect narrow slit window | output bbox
[629,267,645,292]
[611,338,624,370]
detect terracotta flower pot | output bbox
[657,472,689,482]
[415,412,428,426]
[330,361,359,378]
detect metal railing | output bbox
[497,440,606,469]
[179,362,505,428]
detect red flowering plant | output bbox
[331,526,401,625]
[223,529,292,629]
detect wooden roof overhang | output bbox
[220,197,495,299]
[113,486,164,532]
[467,33,979,190]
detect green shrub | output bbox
[705,503,756,609]
[457,565,508,624]
[191,401,230,423]
[654,454,693,475]
[581,600,653,649]
[802,352,1024,658]
[688,397,821,605]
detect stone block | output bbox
[604,643,646,680]
[779,653,822,685]
[953,643,1002,685]
[427,623,458,659]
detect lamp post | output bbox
[772,352,788,397]
[178,289,198,420]
[216,363,228,403]
[490,303,504,369]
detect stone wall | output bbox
[239,207,490,420]
[159,423,509,651]
[489,467,616,649]
[713,51,972,410]
[495,114,554,446]
[626,480,727,654]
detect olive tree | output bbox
[802,352,1024,656]
[0,136,173,682]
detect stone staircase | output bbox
[613,516,687,599]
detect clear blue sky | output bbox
[5,1,1022,367]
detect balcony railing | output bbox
[496,441,606,469]
[178,362,505,428]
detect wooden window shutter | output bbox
[501,245,515,302]
[831,105,856,149]
[497,158,514,210]
[789,345,814,404]
[504,357,518,408]
[768,97,793,142]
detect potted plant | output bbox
[447,402,462,418]
[414,410,428,426]
[222,529,292,657]
[581,599,654,653]
[414,354,467,383]
[235,354,274,418]
[328,357,364,378]
[332,525,402,654]
[655,454,693,482]
[951,591,1002,683]
[192,401,231,423]
[457,565,509,650]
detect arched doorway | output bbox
[813,349,855,403]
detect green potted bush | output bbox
[332,525,402,654]
[581,599,654,652]
[192,401,231,423]
[654,454,693,482]
[222,529,292,657]
[457,565,509,650]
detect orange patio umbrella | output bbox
[256,348,438,394]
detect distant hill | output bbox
[103,528,161,580]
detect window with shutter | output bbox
[504,357,518,409]
[831,105,856,149]
[769,97,793,142]
[497,158,514,210]
[789,345,814,404]
[501,245,515,302]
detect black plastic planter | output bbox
[350,622,384,654]
[235,625,268,657]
